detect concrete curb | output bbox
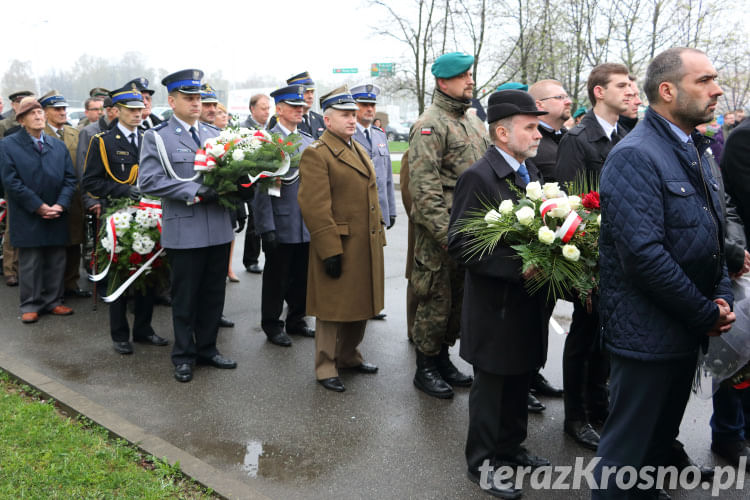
[0,353,270,500]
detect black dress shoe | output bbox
[219,316,234,328]
[564,420,600,451]
[196,354,237,369]
[65,288,93,298]
[267,330,292,347]
[287,325,315,337]
[372,312,387,320]
[711,440,750,469]
[174,363,193,382]
[527,393,546,413]
[113,341,133,354]
[246,263,262,274]
[670,440,714,480]
[497,447,551,469]
[348,362,378,374]
[530,372,563,397]
[133,334,169,346]
[467,469,522,499]
[318,377,345,392]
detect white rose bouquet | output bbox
[193,126,302,209]
[453,176,601,303]
[92,198,169,300]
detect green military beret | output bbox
[495,82,528,92]
[431,52,474,79]
[573,107,587,119]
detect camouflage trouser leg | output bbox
[410,227,464,356]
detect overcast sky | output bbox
[5,0,404,85]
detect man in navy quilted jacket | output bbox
[593,47,735,499]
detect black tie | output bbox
[303,114,310,130]
[129,133,136,149]
[364,128,371,148]
[190,126,200,148]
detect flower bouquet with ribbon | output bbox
[89,197,169,302]
[453,177,601,304]
[194,127,301,209]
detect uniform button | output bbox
[371,206,375,211]
[703,206,708,211]
[713,254,717,259]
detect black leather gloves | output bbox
[197,185,218,203]
[324,254,342,278]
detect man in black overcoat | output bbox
[449,89,553,499]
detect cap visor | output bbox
[121,101,146,109]
[331,103,359,111]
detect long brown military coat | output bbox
[399,150,414,280]
[45,123,84,245]
[298,129,385,322]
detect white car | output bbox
[66,108,86,128]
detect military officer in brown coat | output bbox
[40,90,95,298]
[298,86,385,392]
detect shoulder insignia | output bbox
[299,129,313,138]
[310,141,322,149]
[200,122,220,131]
[420,127,432,135]
[93,131,106,138]
[152,122,169,131]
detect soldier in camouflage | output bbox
[408,52,490,399]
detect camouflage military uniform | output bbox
[408,89,489,356]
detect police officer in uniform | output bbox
[408,52,489,399]
[82,85,169,354]
[286,72,325,139]
[138,69,237,382]
[253,84,315,347]
[351,83,396,321]
[125,77,162,131]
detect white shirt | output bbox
[117,122,138,147]
[594,112,618,140]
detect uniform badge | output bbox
[116,151,129,156]
[420,128,432,135]
[175,127,182,133]
[115,134,121,139]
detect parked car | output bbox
[385,122,410,142]
[151,106,173,121]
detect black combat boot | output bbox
[414,350,454,399]
[436,344,473,387]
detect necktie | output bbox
[129,133,136,149]
[37,141,43,153]
[364,128,372,148]
[189,126,200,148]
[303,114,310,130]
[517,163,530,185]
[57,129,64,140]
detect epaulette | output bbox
[93,131,106,138]
[200,122,220,131]
[299,129,313,138]
[310,141,322,149]
[373,126,384,132]
[152,121,169,131]
[567,124,585,136]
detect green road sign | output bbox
[333,68,359,74]
[371,63,395,77]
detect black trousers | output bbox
[109,289,155,342]
[563,299,610,422]
[261,242,309,334]
[242,202,261,267]
[593,353,697,499]
[466,367,532,473]
[168,243,230,366]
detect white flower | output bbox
[207,142,226,158]
[484,209,502,224]
[231,149,246,162]
[562,244,581,261]
[538,226,556,245]
[111,212,131,236]
[246,137,263,152]
[100,235,113,252]
[542,182,561,199]
[132,234,155,255]
[596,214,601,226]
[499,199,514,214]
[549,198,571,218]
[515,206,536,226]
[567,195,581,210]
[134,209,158,229]
[218,129,236,142]
[525,181,543,201]
[237,127,253,137]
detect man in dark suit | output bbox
[253,84,314,347]
[555,63,633,451]
[138,69,237,383]
[449,89,551,499]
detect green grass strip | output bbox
[0,370,214,499]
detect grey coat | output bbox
[251,124,312,243]
[353,125,396,221]
[138,116,233,249]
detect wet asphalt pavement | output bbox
[1,195,748,499]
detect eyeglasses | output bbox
[539,94,570,101]
[87,107,103,112]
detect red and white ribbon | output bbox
[539,199,559,223]
[556,211,583,243]
[0,198,6,224]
